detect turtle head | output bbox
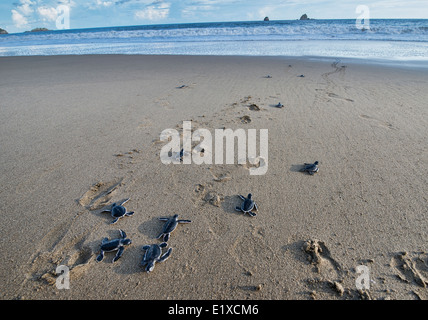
[173,214,179,219]
[122,238,132,246]
[314,161,319,165]
[145,262,155,273]
[247,193,252,199]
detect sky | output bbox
[1,0,427,33]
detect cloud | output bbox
[95,0,114,7]
[37,6,59,22]
[135,1,170,20]
[18,3,34,16]
[11,9,29,28]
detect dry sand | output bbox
[0,55,427,300]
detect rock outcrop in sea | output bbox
[0,28,8,34]
[25,28,50,33]
[264,16,269,21]
[300,14,309,20]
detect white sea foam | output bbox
[0,19,427,60]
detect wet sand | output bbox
[0,55,427,300]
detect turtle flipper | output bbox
[238,195,246,201]
[119,229,127,239]
[247,211,257,217]
[111,217,119,224]
[119,198,130,206]
[254,202,258,211]
[178,219,192,224]
[158,248,173,263]
[113,246,124,263]
[125,211,135,216]
[159,217,169,221]
[164,233,171,242]
[156,232,164,239]
[96,251,105,262]
[235,206,242,212]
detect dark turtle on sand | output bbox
[157,214,192,242]
[96,229,132,263]
[141,242,172,273]
[300,161,319,175]
[275,102,284,108]
[174,148,191,162]
[235,193,258,217]
[101,198,134,224]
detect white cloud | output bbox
[18,3,34,16]
[37,6,59,22]
[11,9,29,28]
[96,0,114,7]
[135,2,170,20]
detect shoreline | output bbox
[0,54,427,300]
[2,53,428,70]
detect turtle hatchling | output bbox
[96,229,132,263]
[157,214,192,242]
[300,161,319,175]
[141,242,172,273]
[174,148,191,162]
[235,193,258,217]
[101,198,134,224]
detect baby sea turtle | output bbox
[141,242,172,273]
[235,193,258,217]
[101,198,134,224]
[96,229,132,263]
[275,102,284,108]
[157,214,192,242]
[300,161,319,175]
[174,148,191,162]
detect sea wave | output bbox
[0,19,427,58]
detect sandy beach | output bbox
[0,54,427,300]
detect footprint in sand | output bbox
[248,103,261,111]
[193,183,224,208]
[359,114,396,130]
[209,167,232,183]
[326,92,354,102]
[391,252,428,288]
[27,227,94,288]
[78,179,123,211]
[303,239,343,278]
[240,115,252,124]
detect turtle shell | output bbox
[145,244,162,261]
[242,198,255,212]
[111,205,126,218]
[162,215,179,233]
[100,239,120,252]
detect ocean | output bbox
[0,19,427,61]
